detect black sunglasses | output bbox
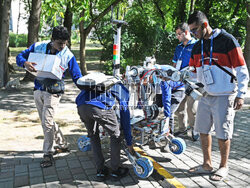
[190,27,199,35]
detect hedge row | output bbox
[9,33,28,47]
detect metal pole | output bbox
[113,25,121,76]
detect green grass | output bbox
[71,38,102,49]
[10,47,27,57]
[10,39,103,68]
[71,49,102,62]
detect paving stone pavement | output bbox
[0,78,250,188]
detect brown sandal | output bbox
[53,146,70,155]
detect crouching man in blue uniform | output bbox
[161,80,184,134]
[158,65,199,142]
[76,82,134,181]
[16,26,82,168]
[154,65,185,134]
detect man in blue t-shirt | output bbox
[171,22,199,141]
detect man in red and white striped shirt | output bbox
[187,11,249,181]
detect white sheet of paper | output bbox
[27,52,63,80]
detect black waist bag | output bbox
[38,78,65,94]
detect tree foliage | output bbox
[194,0,247,45]
[13,0,250,76]
[91,0,249,74]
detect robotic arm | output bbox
[125,62,207,101]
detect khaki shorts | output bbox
[194,95,235,139]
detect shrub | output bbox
[9,33,28,47]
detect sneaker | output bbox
[40,154,54,168]
[148,140,156,149]
[160,139,169,153]
[174,129,188,136]
[110,167,129,181]
[191,129,200,141]
[160,145,168,153]
[96,166,109,181]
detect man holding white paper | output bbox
[16,26,82,168]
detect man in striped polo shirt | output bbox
[187,11,249,181]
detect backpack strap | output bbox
[204,50,236,83]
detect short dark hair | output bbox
[175,22,190,32]
[187,11,208,25]
[52,26,69,41]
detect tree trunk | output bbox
[230,0,240,20]
[177,0,187,23]
[27,0,41,47]
[0,0,3,35]
[78,0,123,75]
[204,0,213,17]
[24,0,41,82]
[153,0,166,29]
[63,2,73,49]
[79,9,88,75]
[16,0,21,34]
[244,2,250,70]
[0,0,11,88]
[79,34,88,75]
[190,0,196,14]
